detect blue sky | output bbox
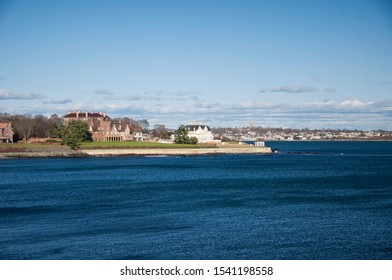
[0,0,391,129]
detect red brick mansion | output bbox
[63,111,142,142]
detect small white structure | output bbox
[132,131,143,141]
[254,141,265,147]
[185,122,214,143]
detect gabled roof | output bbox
[132,126,142,132]
[185,125,211,131]
[112,122,130,132]
[90,118,101,132]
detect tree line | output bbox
[0,112,198,147]
[0,113,63,143]
[0,113,152,143]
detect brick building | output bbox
[63,111,136,142]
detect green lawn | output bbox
[80,141,218,149]
[0,142,64,149]
[0,142,71,153]
[0,141,219,152]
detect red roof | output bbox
[64,112,111,119]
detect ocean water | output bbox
[0,141,391,260]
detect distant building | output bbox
[0,122,14,143]
[132,126,143,142]
[63,111,137,142]
[185,122,214,143]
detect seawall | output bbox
[0,146,273,158]
[82,146,273,156]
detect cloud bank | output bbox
[0,89,45,100]
[2,85,391,130]
[92,89,116,96]
[259,85,318,94]
[268,85,318,93]
[43,98,73,104]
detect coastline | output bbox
[83,146,273,156]
[0,150,86,159]
[0,146,273,159]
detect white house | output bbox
[185,123,214,143]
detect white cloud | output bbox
[0,88,45,100]
[84,98,392,129]
[92,89,116,96]
[124,95,143,101]
[337,99,373,108]
[372,100,392,110]
[2,89,392,130]
[231,101,276,109]
[297,99,374,112]
[117,90,202,101]
[43,98,73,104]
[194,101,220,108]
[270,85,317,93]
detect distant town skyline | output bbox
[1,0,391,130]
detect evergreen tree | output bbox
[62,120,92,149]
[174,125,198,144]
[174,125,189,144]
[49,123,66,138]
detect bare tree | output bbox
[138,119,150,132]
[152,124,169,139]
[32,115,50,137]
[12,115,35,143]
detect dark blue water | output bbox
[1,141,391,259]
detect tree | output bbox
[12,114,35,143]
[174,125,198,144]
[152,124,169,139]
[113,117,132,126]
[49,123,66,138]
[1,113,61,141]
[189,136,198,144]
[174,125,189,144]
[31,115,50,137]
[49,114,65,138]
[139,119,150,132]
[62,120,92,149]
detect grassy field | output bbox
[0,141,261,158]
[80,141,218,149]
[1,141,242,153]
[0,142,66,151]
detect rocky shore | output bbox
[83,146,273,156]
[0,150,86,159]
[0,146,273,158]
